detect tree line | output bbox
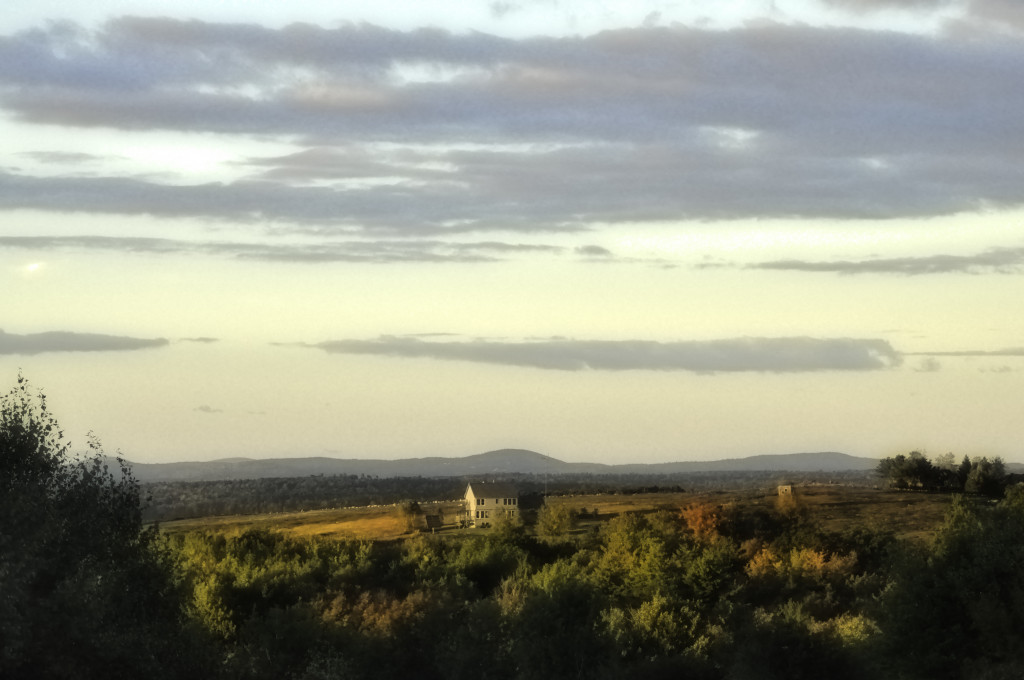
[876,451,1009,495]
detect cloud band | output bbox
[0,329,169,355]
[308,336,902,372]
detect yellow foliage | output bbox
[746,546,858,583]
[745,547,783,578]
[789,547,828,576]
[811,613,879,645]
[680,503,721,540]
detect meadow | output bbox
[157,484,958,544]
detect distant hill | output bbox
[124,449,880,483]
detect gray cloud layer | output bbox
[0,329,169,354]
[0,235,568,263]
[746,246,1024,275]
[308,336,902,372]
[907,347,1024,356]
[2,15,1024,235]
[819,0,955,11]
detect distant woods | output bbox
[876,451,1009,495]
[142,475,468,521]
[142,472,871,522]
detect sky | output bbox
[2,0,1024,464]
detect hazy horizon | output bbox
[124,448,888,466]
[3,1,1024,465]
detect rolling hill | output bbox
[124,448,880,483]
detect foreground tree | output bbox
[0,376,209,680]
[874,493,1024,679]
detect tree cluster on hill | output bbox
[876,451,1007,495]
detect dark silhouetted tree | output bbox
[0,375,210,680]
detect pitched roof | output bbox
[466,482,518,499]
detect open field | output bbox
[157,500,467,540]
[157,484,963,542]
[544,484,961,540]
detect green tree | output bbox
[0,376,209,679]
[398,500,424,532]
[535,501,576,540]
[876,451,937,490]
[875,495,1024,679]
[963,456,1006,496]
[506,559,610,679]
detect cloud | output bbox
[194,404,223,413]
[304,335,903,372]
[914,357,942,372]
[18,151,107,164]
[490,2,520,19]
[908,347,1024,357]
[2,18,1024,233]
[0,329,168,355]
[744,246,1024,275]
[0,235,564,263]
[575,245,613,257]
[818,0,955,11]
[182,336,219,343]
[949,0,1024,35]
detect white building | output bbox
[464,482,519,527]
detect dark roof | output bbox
[466,482,518,499]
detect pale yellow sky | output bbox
[4,225,1024,463]
[3,0,1024,463]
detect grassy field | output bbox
[157,500,465,541]
[544,484,961,540]
[156,483,963,542]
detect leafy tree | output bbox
[876,451,937,490]
[592,514,675,606]
[505,559,610,679]
[874,495,1024,679]
[680,502,721,541]
[490,508,527,543]
[877,451,1007,496]
[958,454,973,488]
[0,376,209,679]
[963,456,1006,496]
[451,534,528,595]
[397,500,425,532]
[535,501,577,539]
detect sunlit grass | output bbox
[157,486,958,542]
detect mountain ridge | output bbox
[124,449,882,483]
